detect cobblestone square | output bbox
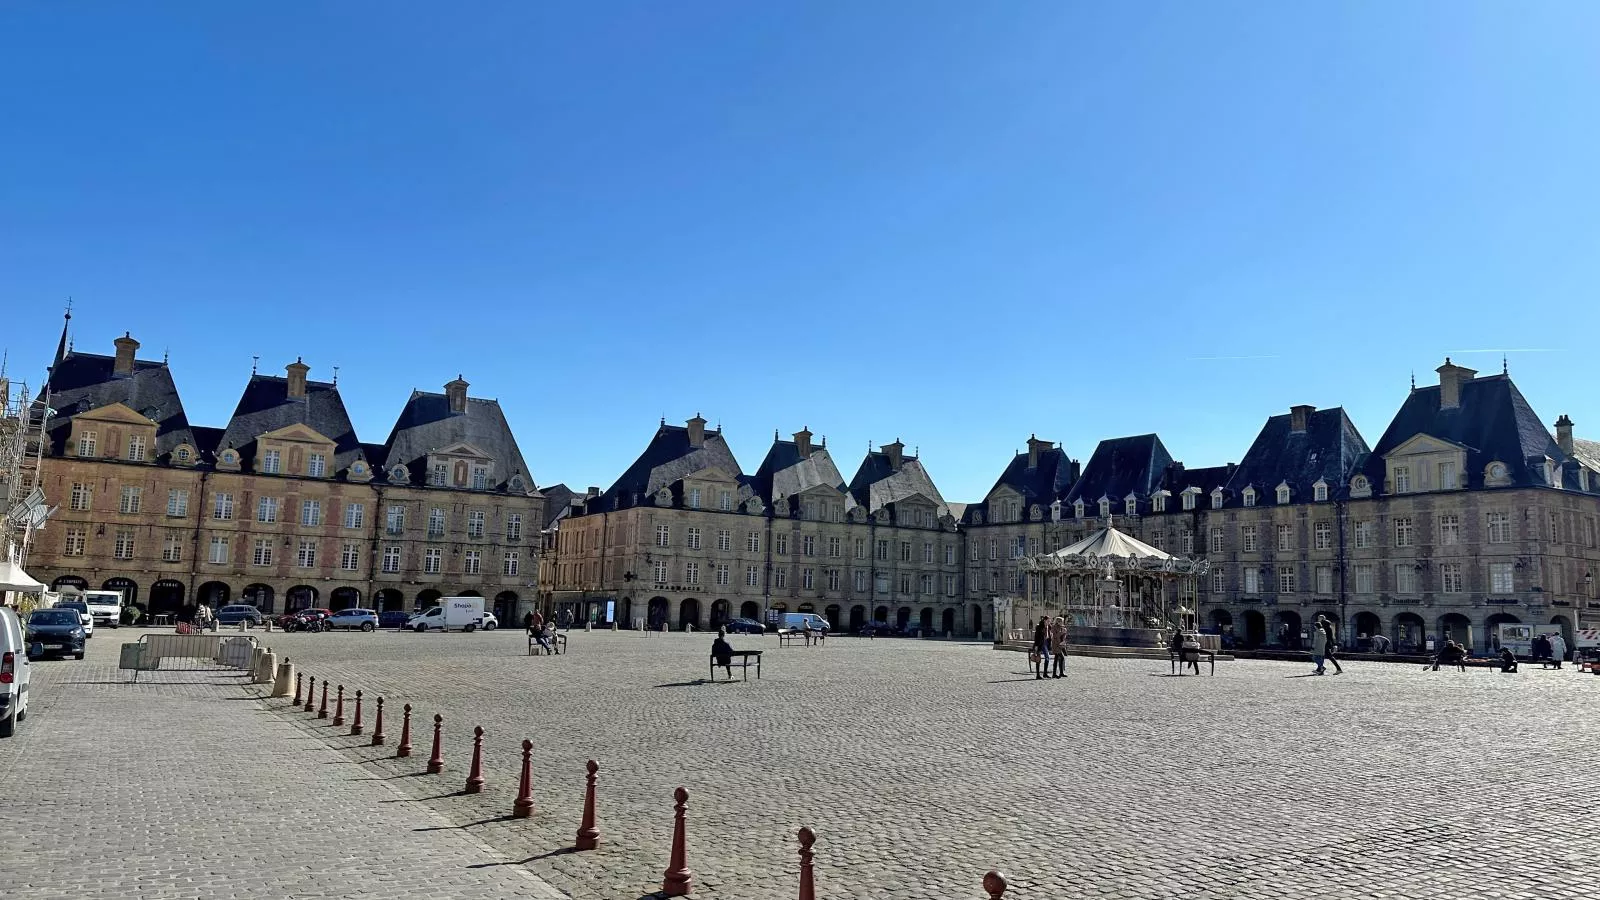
[6,628,1598,900]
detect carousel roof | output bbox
[1024,525,1208,576]
[1051,526,1172,560]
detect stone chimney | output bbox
[1556,415,1575,455]
[113,332,139,376]
[1027,435,1051,469]
[793,427,813,457]
[1290,404,1315,433]
[883,439,905,471]
[445,375,469,414]
[1436,357,1477,410]
[687,414,707,448]
[285,358,309,398]
[586,485,600,499]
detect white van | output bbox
[81,590,124,628]
[406,596,487,632]
[772,612,830,634]
[1,607,32,738]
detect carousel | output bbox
[997,523,1211,649]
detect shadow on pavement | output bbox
[415,814,516,832]
[467,846,580,869]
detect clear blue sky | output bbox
[4,2,1598,501]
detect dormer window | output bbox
[1098,498,1111,517]
[308,453,326,478]
[1313,480,1328,502]
[1181,488,1197,511]
[430,463,447,487]
[1152,492,1168,513]
[175,446,192,463]
[1393,466,1411,494]
[353,462,366,476]
[1350,474,1371,498]
[1275,483,1291,505]
[127,434,146,462]
[1545,459,1560,488]
[222,451,237,465]
[261,449,281,474]
[1242,487,1257,508]
[509,475,523,492]
[471,467,489,491]
[1210,489,1223,510]
[77,430,98,457]
[1074,499,1085,519]
[1124,495,1137,516]
[390,465,408,483]
[688,488,701,509]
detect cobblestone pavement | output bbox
[6,629,1598,900]
[230,627,1599,900]
[0,631,563,900]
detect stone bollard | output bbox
[983,871,1008,900]
[271,658,293,697]
[333,685,346,726]
[397,704,413,757]
[797,827,816,900]
[426,714,444,774]
[513,739,534,818]
[349,690,364,736]
[465,726,486,793]
[370,697,386,746]
[264,619,273,633]
[318,680,329,719]
[293,672,303,705]
[239,620,248,633]
[662,787,693,896]
[575,760,601,850]
[258,649,278,684]
[306,676,318,713]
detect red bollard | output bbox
[574,760,601,850]
[662,786,693,896]
[318,680,329,719]
[983,871,1009,900]
[426,714,444,774]
[465,726,486,794]
[370,697,386,746]
[512,739,534,818]
[797,827,816,900]
[350,690,364,736]
[396,703,413,757]
[333,685,346,726]
[293,672,303,705]
[305,676,316,712]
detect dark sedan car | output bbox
[26,608,86,660]
[723,617,766,635]
[215,605,264,626]
[857,621,916,638]
[378,610,412,629]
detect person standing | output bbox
[1318,617,1344,675]
[1310,617,1329,675]
[1032,618,1049,680]
[1548,632,1568,670]
[1050,617,1069,678]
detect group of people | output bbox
[522,610,559,653]
[1531,632,1570,669]
[1030,617,1069,679]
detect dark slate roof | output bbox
[1160,463,1236,496]
[1365,374,1563,490]
[379,391,534,491]
[1063,435,1173,505]
[1222,408,1369,504]
[982,446,1077,505]
[594,424,745,512]
[539,484,579,528]
[1569,438,1600,478]
[751,440,855,507]
[218,375,362,474]
[41,351,194,457]
[192,426,226,461]
[846,451,948,516]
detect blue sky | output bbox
[4,2,1598,501]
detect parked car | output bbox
[1,607,32,738]
[724,617,765,635]
[52,599,94,638]
[215,605,264,627]
[480,612,499,631]
[378,610,412,630]
[857,621,916,637]
[772,612,830,634]
[25,609,86,661]
[324,609,379,632]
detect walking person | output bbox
[1318,617,1344,675]
[1548,632,1568,670]
[1050,617,1069,678]
[1309,617,1329,675]
[1032,618,1049,680]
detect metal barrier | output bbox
[121,633,259,682]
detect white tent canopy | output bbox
[1047,526,1173,562]
[0,557,46,592]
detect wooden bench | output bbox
[1170,648,1215,676]
[776,630,823,648]
[710,649,762,681]
[527,632,568,656]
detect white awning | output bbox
[0,558,46,593]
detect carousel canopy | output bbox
[1023,525,1209,576]
[1050,526,1172,561]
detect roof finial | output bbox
[1410,370,1415,391]
[251,355,258,375]
[332,365,340,385]
[660,415,666,427]
[162,347,169,365]
[820,434,826,448]
[1503,354,1509,375]
[774,428,779,441]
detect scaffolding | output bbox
[1,358,54,573]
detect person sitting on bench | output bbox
[711,628,735,681]
[1429,639,1467,672]
[1498,647,1518,673]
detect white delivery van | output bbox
[771,612,830,634]
[81,590,124,628]
[1,607,31,738]
[406,596,487,633]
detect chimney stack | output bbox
[1556,415,1575,455]
[113,332,139,376]
[1026,435,1051,469]
[586,485,600,499]
[793,427,813,457]
[883,439,905,471]
[687,414,707,448]
[445,375,469,414]
[285,358,310,398]
[1290,405,1315,433]
[1436,357,1477,410]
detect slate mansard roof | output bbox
[984,445,1077,504]
[42,352,196,458]
[1365,374,1564,490]
[379,391,534,491]
[217,375,363,474]
[595,423,745,512]
[1063,434,1173,506]
[752,439,854,507]
[846,450,948,517]
[1223,407,1370,503]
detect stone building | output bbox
[29,325,545,623]
[548,419,966,633]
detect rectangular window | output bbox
[774,568,787,588]
[467,509,485,538]
[829,536,842,558]
[687,527,702,550]
[340,543,360,571]
[857,539,867,560]
[923,541,934,563]
[386,505,405,534]
[716,563,730,586]
[262,449,281,474]
[505,513,522,541]
[308,453,327,477]
[1549,512,1559,542]
[1243,567,1260,594]
[112,529,136,560]
[64,528,86,556]
[165,489,189,517]
[162,532,182,562]
[1393,466,1411,493]
[653,560,668,584]
[900,541,912,561]
[1588,518,1598,548]
[208,535,229,564]
[1316,565,1333,594]
[686,562,700,585]
[944,574,956,596]
[801,568,814,590]
[424,548,441,574]
[1277,525,1293,552]
[1150,530,1164,550]
[77,430,97,457]
[1487,512,1510,544]
[1437,461,1456,490]
[746,565,760,587]
[430,463,447,486]
[944,544,955,565]
[1439,514,1460,545]
[1440,562,1464,593]
[1211,570,1225,593]
[1242,526,1258,553]
[1314,522,1331,550]
[70,481,92,511]
[213,491,234,520]
[336,502,361,529]
[898,572,911,593]
[875,538,890,560]
[719,491,732,511]
[656,524,670,547]
[471,467,488,491]
[1278,566,1296,593]
[987,539,996,560]
[777,534,789,555]
[382,546,401,573]
[1313,482,1328,502]
[854,570,868,592]
[252,539,273,567]
[428,508,445,537]
[1354,564,1374,594]
[920,573,933,595]
[301,500,322,527]
[127,434,146,462]
[1394,517,1414,547]
[714,529,731,552]
[803,535,815,556]
[1490,562,1514,593]
[688,488,701,509]
[746,531,760,553]
[1396,565,1416,594]
[463,549,481,575]
[119,486,141,514]
[1210,530,1224,554]
[297,540,317,568]
[257,497,279,523]
[1181,531,1194,554]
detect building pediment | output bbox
[683,466,740,486]
[258,422,335,445]
[1385,433,1471,459]
[433,441,493,460]
[74,401,156,427]
[984,484,1022,504]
